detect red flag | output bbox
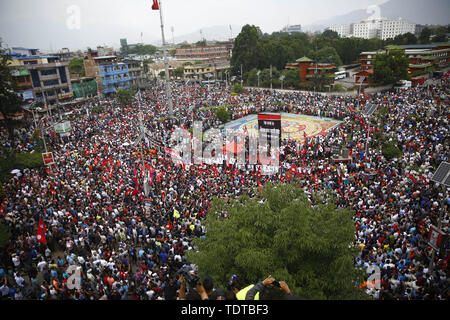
[37,218,47,245]
[152,0,159,10]
[289,163,299,176]
[0,200,5,216]
[258,179,263,194]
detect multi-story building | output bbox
[71,76,98,99]
[354,43,450,85]
[328,24,353,38]
[124,59,145,89]
[353,18,385,39]
[379,19,416,41]
[331,17,416,40]
[97,45,115,57]
[174,45,229,64]
[286,56,337,85]
[7,49,73,103]
[84,55,130,95]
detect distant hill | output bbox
[152,24,242,46]
[303,0,450,32]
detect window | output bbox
[40,69,57,76]
[43,79,60,86]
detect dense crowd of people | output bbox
[0,77,448,300]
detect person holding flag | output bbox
[37,217,47,245]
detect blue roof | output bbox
[12,47,38,50]
[13,55,58,60]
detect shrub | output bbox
[232,83,243,94]
[216,106,230,124]
[382,141,402,160]
[92,105,105,114]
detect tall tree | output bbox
[432,26,449,43]
[0,53,23,140]
[419,27,432,44]
[322,29,340,39]
[186,182,369,300]
[115,88,135,105]
[231,25,261,76]
[68,57,85,77]
[370,49,409,85]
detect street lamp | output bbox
[280,75,285,90]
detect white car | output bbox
[394,80,411,90]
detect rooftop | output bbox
[93,55,117,60]
[296,56,313,63]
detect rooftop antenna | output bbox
[200,29,204,44]
[229,25,233,39]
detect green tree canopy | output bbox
[68,57,85,77]
[186,183,369,300]
[0,53,23,139]
[309,46,343,66]
[322,29,340,39]
[370,49,409,85]
[115,88,135,105]
[419,27,432,44]
[215,105,230,123]
[231,25,261,76]
[122,44,157,56]
[432,26,449,43]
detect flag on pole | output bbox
[257,179,263,194]
[152,0,159,10]
[37,218,47,245]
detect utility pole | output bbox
[156,0,173,117]
[171,26,175,45]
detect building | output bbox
[328,24,353,38]
[355,43,450,85]
[281,24,302,34]
[331,17,416,40]
[286,56,337,85]
[182,62,230,81]
[401,43,450,76]
[71,76,98,99]
[7,51,73,103]
[124,59,145,89]
[379,18,416,41]
[84,55,130,95]
[359,50,387,71]
[97,45,115,57]
[11,47,39,56]
[83,54,145,95]
[174,45,229,64]
[353,18,385,39]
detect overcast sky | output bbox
[0,0,389,52]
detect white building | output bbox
[329,17,416,40]
[353,18,385,39]
[329,24,353,38]
[379,18,416,40]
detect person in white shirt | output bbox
[37,260,47,272]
